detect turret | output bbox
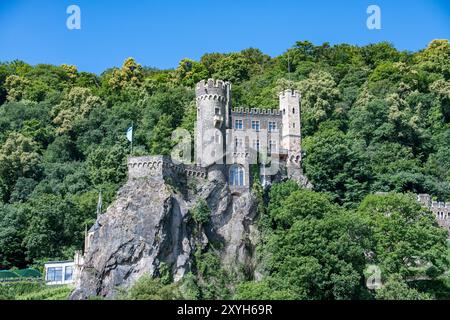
[195,79,231,168]
[279,89,301,164]
[417,194,432,208]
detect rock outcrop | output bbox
[70,173,259,299]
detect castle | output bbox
[417,194,450,233]
[73,80,450,292]
[127,78,308,192]
[76,79,307,280]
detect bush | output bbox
[191,199,210,226]
[16,285,71,300]
[119,274,182,300]
[0,282,70,300]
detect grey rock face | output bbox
[70,175,259,299]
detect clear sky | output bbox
[0,0,449,74]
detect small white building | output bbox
[44,260,75,285]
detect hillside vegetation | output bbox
[0,40,449,299]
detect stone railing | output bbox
[127,156,207,180]
[431,201,450,209]
[231,107,281,116]
[417,194,450,233]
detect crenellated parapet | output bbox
[195,78,230,99]
[417,194,450,232]
[231,107,281,116]
[128,156,207,180]
[279,89,300,99]
[431,201,450,209]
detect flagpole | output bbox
[130,121,134,156]
[97,189,102,218]
[84,223,88,253]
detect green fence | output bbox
[0,269,42,282]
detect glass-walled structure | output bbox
[44,261,75,285]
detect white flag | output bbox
[126,126,133,142]
[96,191,102,217]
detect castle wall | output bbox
[417,194,450,233]
[231,108,282,132]
[127,156,207,180]
[230,109,284,160]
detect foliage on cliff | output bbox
[0,39,449,299]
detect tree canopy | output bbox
[0,40,449,299]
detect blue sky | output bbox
[0,0,449,74]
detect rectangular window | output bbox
[251,120,260,132]
[268,121,277,132]
[235,119,243,130]
[268,140,277,154]
[215,107,221,115]
[46,267,63,282]
[64,266,73,281]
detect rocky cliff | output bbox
[70,171,259,299]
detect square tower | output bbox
[280,89,301,164]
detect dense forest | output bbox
[0,39,449,299]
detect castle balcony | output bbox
[229,185,249,196]
[268,148,288,158]
[214,115,224,127]
[278,148,288,155]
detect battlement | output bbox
[279,89,300,99]
[128,156,207,180]
[231,107,281,116]
[417,194,450,209]
[431,201,450,209]
[195,78,230,98]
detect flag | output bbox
[126,126,133,142]
[96,190,102,217]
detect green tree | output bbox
[213,53,252,83]
[175,58,208,87]
[375,274,432,300]
[256,186,371,300]
[120,274,182,300]
[23,194,81,261]
[149,114,175,155]
[298,70,340,135]
[86,144,127,185]
[53,87,104,135]
[357,193,448,278]
[0,133,41,201]
[0,204,27,268]
[191,198,210,226]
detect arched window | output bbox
[229,165,245,186]
[292,108,295,114]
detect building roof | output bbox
[0,268,42,280]
[44,260,74,265]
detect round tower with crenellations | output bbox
[195,79,231,175]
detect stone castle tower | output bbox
[279,89,302,181]
[195,79,231,172]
